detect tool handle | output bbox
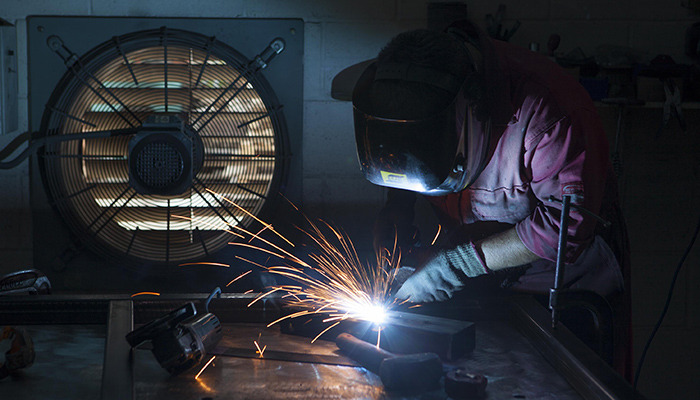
[336,332,393,373]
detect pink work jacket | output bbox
[427,39,624,296]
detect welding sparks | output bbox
[206,188,294,247]
[253,333,267,358]
[236,217,403,342]
[201,191,404,343]
[179,262,230,268]
[194,356,216,380]
[226,270,252,287]
[254,340,267,358]
[430,224,442,246]
[130,292,161,297]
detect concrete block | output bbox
[302,175,385,256]
[303,22,324,101]
[302,100,357,178]
[246,0,395,22]
[323,21,423,62]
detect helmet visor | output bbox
[352,63,489,195]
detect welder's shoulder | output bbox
[499,42,595,145]
[500,40,592,111]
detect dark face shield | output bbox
[353,63,491,196]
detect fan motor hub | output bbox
[128,115,203,195]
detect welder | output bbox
[352,19,631,380]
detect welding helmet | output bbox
[352,35,491,196]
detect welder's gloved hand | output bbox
[394,242,490,302]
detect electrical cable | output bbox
[633,210,700,389]
[0,128,136,169]
[0,131,33,161]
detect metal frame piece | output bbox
[510,296,646,400]
[100,300,134,400]
[279,309,475,361]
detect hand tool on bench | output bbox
[335,332,443,392]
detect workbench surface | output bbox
[2,320,580,399]
[0,294,644,399]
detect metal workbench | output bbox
[0,294,646,399]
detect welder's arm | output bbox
[395,227,540,302]
[476,227,541,271]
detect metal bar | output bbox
[0,293,283,325]
[192,179,242,226]
[93,191,137,235]
[42,154,126,160]
[198,84,248,131]
[194,36,216,88]
[86,186,132,230]
[78,68,141,127]
[60,183,97,201]
[196,178,244,225]
[236,183,267,199]
[101,300,134,400]
[125,227,139,256]
[46,105,97,127]
[554,194,571,292]
[280,310,476,361]
[207,154,277,158]
[112,36,138,86]
[191,74,246,126]
[236,106,282,129]
[509,297,647,400]
[210,346,359,367]
[194,227,210,257]
[551,194,571,328]
[166,199,171,263]
[162,27,168,113]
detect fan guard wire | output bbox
[38,27,289,268]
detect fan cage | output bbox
[38,28,289,266]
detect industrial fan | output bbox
[23,18,303,277]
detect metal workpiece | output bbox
[0,295,647,399]
[280,309,476,361]
[0,292,281,325]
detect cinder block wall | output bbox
[1,1,699,399]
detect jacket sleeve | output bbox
[514,107,609,263]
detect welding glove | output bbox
[394,242,490,302]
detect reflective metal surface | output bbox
[0,325,105,399]
[0,295,646,399]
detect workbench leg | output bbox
[101,300,134,400]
